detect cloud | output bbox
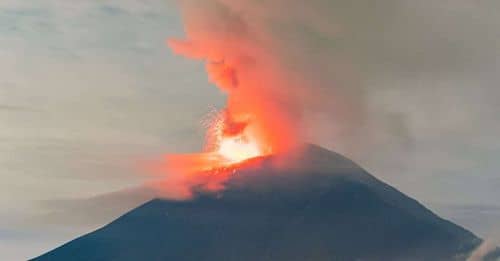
[430,203,500,245]
[467,240,500,261]
[37,185,157,227]
[0,4,222,257]
[0,104,35,112]
[1,1,500,258]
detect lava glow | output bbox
[160,109,274,199]
[204,109,271,165]
[158,2,302,199]
[217,137,261,163]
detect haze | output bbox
[1,1,499,260]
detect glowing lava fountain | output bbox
[166,109,273,177]
[159,11,302,198]
[204,109,271,164]
[158,107,280,199]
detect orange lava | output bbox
[167,109,272,175]
[205,109,271,164]
[157,12,301,199]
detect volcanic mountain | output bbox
[33,145,498,260]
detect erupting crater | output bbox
[206,109,272,165]
[162,109,277,199]
[163,28,300,198]
[217,136,263,163]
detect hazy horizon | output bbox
[1,1,500,259]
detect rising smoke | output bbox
[168,0,500,172]
[168,0,371,152]
[162,0,500,202]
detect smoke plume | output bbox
[160,0,500,199]
[166,0,419,160]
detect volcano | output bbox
[33,145,498,260]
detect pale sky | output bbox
[1,1,499,260]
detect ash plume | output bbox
[159,0,500,199]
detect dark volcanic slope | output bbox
[34,145,487,261]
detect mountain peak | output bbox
[34,145,493,261]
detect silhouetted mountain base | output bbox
[34,145,496,261]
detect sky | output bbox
[0,0,499,260]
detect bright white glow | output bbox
[217,136,261,163]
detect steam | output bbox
[159,0,395,198]
[167,0,500,155]
[160,0,500,199]
[467,240,499,261]
[168,0,303,151]
[156,0,407,198]
[166,0,414,161]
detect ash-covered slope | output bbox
[33,145,490,261]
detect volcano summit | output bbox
[33,145,499,260]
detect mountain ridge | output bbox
[33,144,496,260]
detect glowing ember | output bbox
[159,110,271,199]
[159,8,302,199]
[217,136,262,163]
[204,109,269,164]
